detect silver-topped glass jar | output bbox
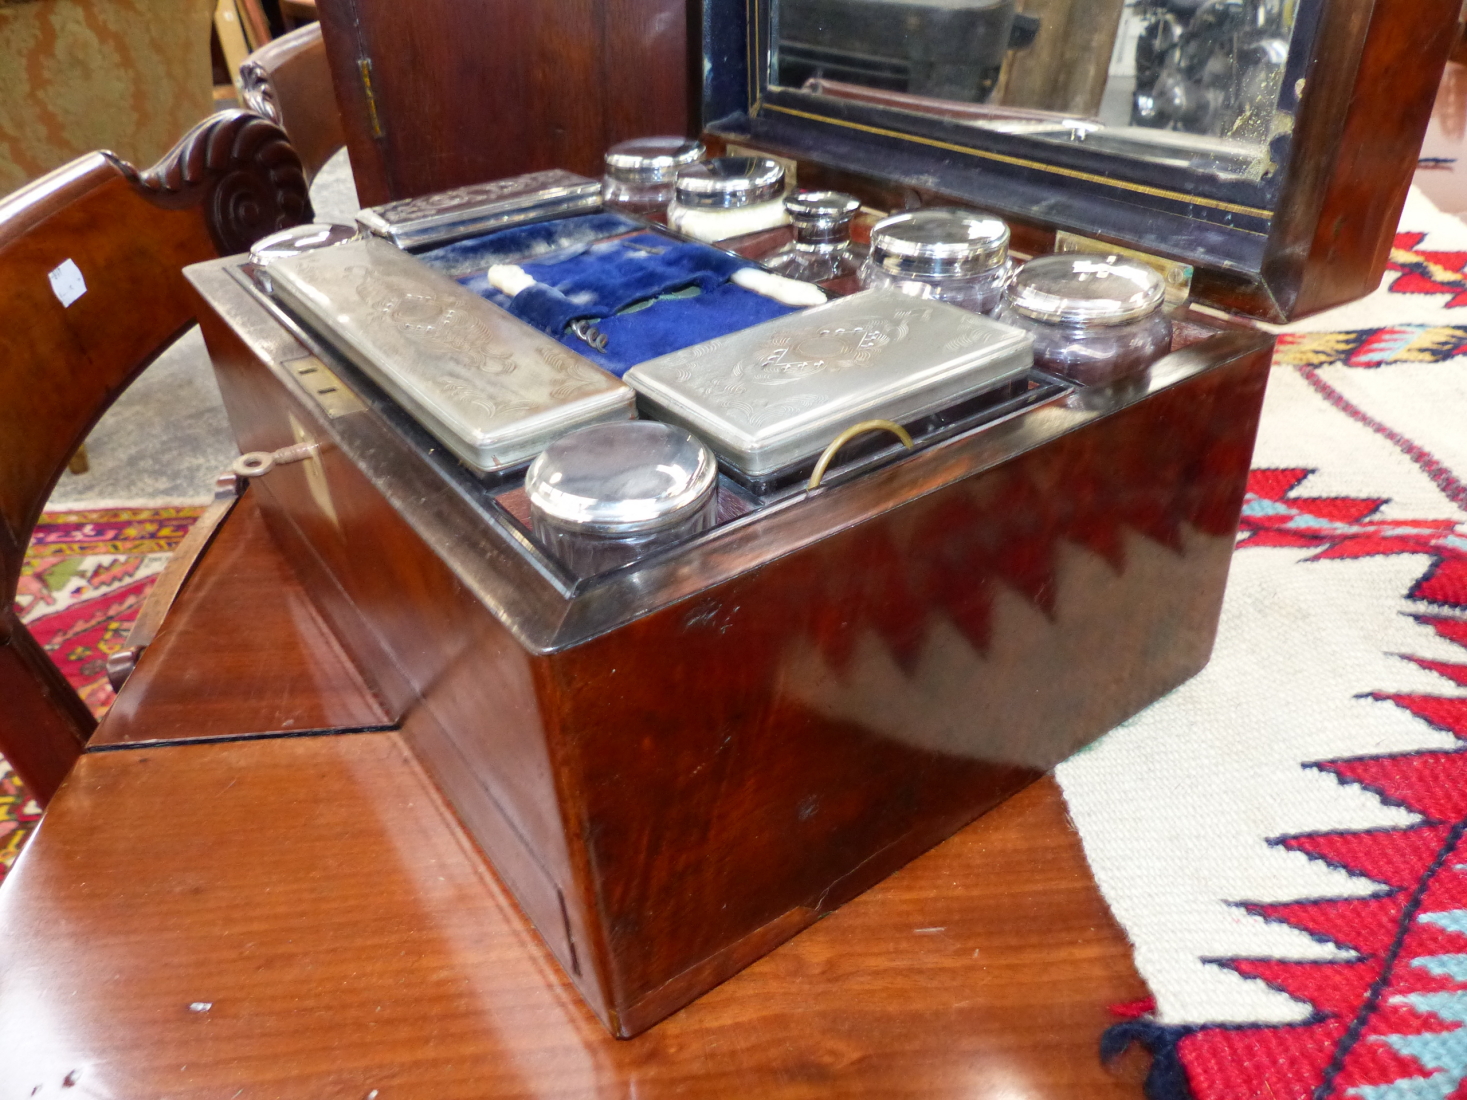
[526,421,718,576]
[601,136,706,216]
[858,208,1011,315]
[995,254,1171,386]
[763,191,863,283]
[667,156,789,243]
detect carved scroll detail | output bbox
[114,109,312,255]
[239,62,282,125]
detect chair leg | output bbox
[67,444,89,475]
[0,612,95,806]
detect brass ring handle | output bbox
[807,419,915,491]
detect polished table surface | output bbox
[94,491,392,748]
[0,736,1146,1099]
[0,493,1147,1097]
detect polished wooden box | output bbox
[190,0,1454,1038]
[188,257,1268,1035]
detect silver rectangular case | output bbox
[356,169,602,249]
[625,289,1034,476]
[266,237,633,474]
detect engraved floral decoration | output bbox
[659,310,927,428]
[533,345,606,403]
[352,269,521,378]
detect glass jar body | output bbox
[858,259,1011,315]
[993,306,1173,386]
[764,243,864,282]
[601,177,677,217]
[532,493,718,577]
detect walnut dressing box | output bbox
[185,0,1454,1037]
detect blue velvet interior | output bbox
[424,221,799,376]
[567,281,795,375]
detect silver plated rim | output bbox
[869,208,1009,276]
[1006,254,1166,326]
[526,423,719,534]
[675,157,785,209]
[604,137,706,182]
[785,190,861,221]
[249,223,361,266]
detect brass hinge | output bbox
[358,57,384,139]
[281,354,365,420]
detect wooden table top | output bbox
[94,489,392,748]
[0,730,1147,1098]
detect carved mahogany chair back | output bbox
[0,109,310,805]
[240,23,347,184]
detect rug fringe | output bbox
[43,495,213,511]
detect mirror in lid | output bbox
[710,0,1458,320]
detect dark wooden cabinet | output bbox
[316,0,696,205]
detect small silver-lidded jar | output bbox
[764,191,863,283]
[601,136,706,215]
[526,421,718,576]
[248,223,360,292]
[995,254,1171,386]
[859,208,1011,315]
[667,156,789,243]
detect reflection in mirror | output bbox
[771,0,1299,180]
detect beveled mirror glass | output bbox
[769,0,1301,182]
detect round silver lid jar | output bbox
[249,223,361,266]
[785,190,861,246]
[1007,254,1166,327]
[526,421,717,536]
[674,157,785,210]
[869,208,1009,278]
[603,136,705,184]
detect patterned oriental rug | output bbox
[1058,188,1467,1099]
[2,505,201,882]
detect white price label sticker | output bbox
[48,258,87,307]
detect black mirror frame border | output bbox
[702,0,1458,321]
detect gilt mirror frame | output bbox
[701,0,1457,321]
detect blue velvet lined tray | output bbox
[417,216,797,376]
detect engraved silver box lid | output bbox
[625,288,1033,477]
[356,169,602,249]
[266,237,634,474]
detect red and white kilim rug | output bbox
[1058,189,1467,1099]
[3,505,201,882]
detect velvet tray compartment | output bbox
[417,215,803,376]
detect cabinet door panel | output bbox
[317,0,692,204]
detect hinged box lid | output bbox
[266,237,635,473]
[701,0,1458,321]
